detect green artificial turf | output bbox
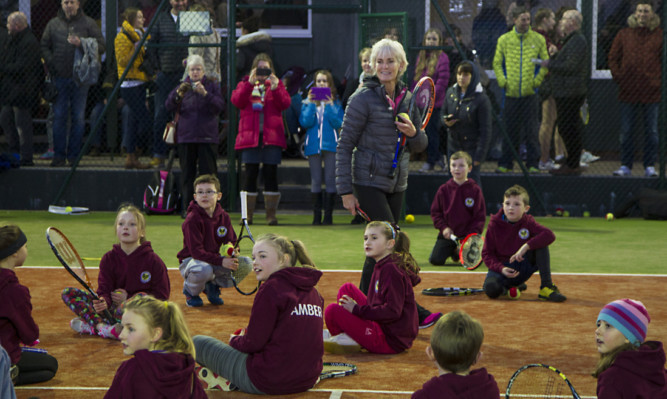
[1,210,664,274]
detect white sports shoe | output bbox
[324,333,362,354]
[613,165,631,176]
[645,166,658,177]
[580,151,600,164]
[195,366,237,391]
[70,318,95,335]
[539,159,560,171]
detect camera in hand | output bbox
[256,67,272,77]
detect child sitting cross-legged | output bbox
[413,310,499,398]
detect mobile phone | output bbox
[256,67,272,77]
[311,87,331,101]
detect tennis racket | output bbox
[422,287,484,296]
[506,364,581,399]
[320,362,357,380]
[45,227,115,323]
[356,206,371,223]
[389,76,435,178]
[450,233,484,270]
[232,191,259,295]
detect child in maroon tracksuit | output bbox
[105,295,206,398]
[482,184,565,302]
[324,221,420,354]
[178,174,238,307]
[62,204,170,339]
[193,233,323,395]
[429,151,486,265]
[413,310,499,398]
[0,225,58,385]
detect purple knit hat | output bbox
[597,299,650,346]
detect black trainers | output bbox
[518,283,527,291]
[539,284,566,302]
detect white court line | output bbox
[21,265,667,278]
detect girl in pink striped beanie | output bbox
[593,298,667,398]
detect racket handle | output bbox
[103,309,116,325]
[240,191,248,219]
[450,234,458,242]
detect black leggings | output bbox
[243,163,278,192]
[16,351,58,385]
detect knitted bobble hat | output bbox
[597,299,650,346]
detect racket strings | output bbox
[509,367,573,398]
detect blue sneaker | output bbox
[183,288,203,307]
[204,281,224,305]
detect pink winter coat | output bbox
[232,77,291,150]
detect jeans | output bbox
[121,84,151,154]
[619,102,658,169]
[152,71,183,158]
[53,78,89,161]
[424,116,443,165]
[499,95,539,169]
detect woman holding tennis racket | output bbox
[0,224,58,385]
[192,234,323,394]
[593,299,666,398]
[336,38,438,328]
[62,204,170,339]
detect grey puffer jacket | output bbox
[336,76,427,195]
[147,9,190,74]
[40,8,105,79]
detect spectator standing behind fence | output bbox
[232,53,291,225]
[0,12,42,167]
[166,55,224,217]
[493,6,548,174]
[114,7,151,170]
[608,1,661,178]
[472,0,507,69]
[413,28,449,173]
[146,0,189,168]
[184,4,221,83]
[541,10,588,176]
[300,70,344,225]
[235,16,272,82]
[341,47,372,110]
[40,0,105,167]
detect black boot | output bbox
[323,193,336,225]
[312,192,322,225]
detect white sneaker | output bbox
[323,329,331,340]
[554,154,565,162]
[539,159,560,171]
[70,318,95,335]
[419,162,434,172]
[580,151,600,164]
[324,333,362,354]
[645,166,658,177]
[613,165,631,176]
[195,366,237,391]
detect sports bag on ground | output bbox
[143,149,179,214]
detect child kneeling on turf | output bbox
[0,224,58,385]
[482,184,566,301]
[178,174,238,307]
[412,310,499,398]
[429,151,486,265]
[593,299,667,398]
[324,221,420,354]
[105,295,206,398]
[193,234,323,394]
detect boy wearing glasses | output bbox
[178,174,238,307]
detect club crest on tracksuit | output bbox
[374,279,379,293]
[465,197,475,207]
[217,226,228,237]
[141,271,152,283]
[518,228,530,240]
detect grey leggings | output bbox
[308,151,336,193]
[193,335,264,394]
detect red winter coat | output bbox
[608,13,662,103]
[232,77,291,150]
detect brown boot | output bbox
[245,192,258,225]
[125,153,150,169]
[263,191,281,226]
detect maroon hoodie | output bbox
[177,201,237,266]
[97,241,170,307]
[482,209,555,273]
[105,350,206,398]
[0,268,39,364]
[353,253,420,353]
[412,368,500,399]
[230,267,323,395]
[597,341,667,399]
[430,178,486,237]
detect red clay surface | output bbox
[13,268,667,399]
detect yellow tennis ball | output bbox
[606,213,614,221]
[563,210,570,217]
[65,206,73,213]
[397,112,410,121]
[405,214,415,223]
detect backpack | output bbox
[614,188,667,220]
[143,150,180,214]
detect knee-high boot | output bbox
[312,192,323,225]
[323,193,336,225]
[263,191,281,226]
[245,192,258,225]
